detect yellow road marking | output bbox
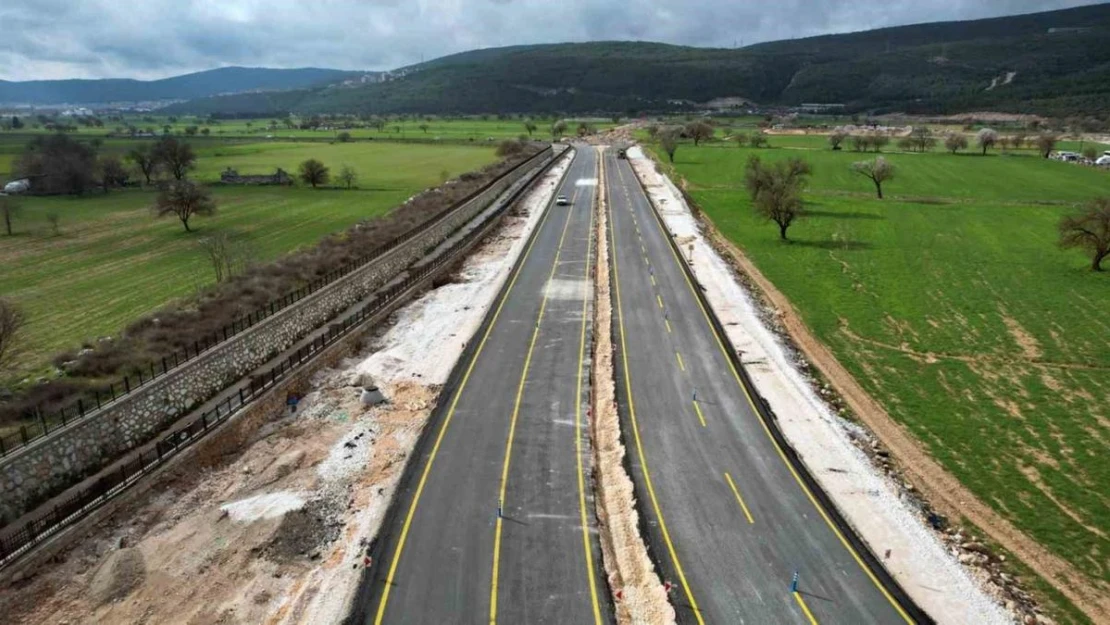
[665,319,672,333]
[373,155,565,625]
[657,294,664,309]
[650,274,656,286]
[608,161,705,625]
[692,399,707,427]
[575,156,603,624]
[491,181,581,624]
[675,351,685,371]
[723,472,754,523]
[633,158,915,624]
[794,591,819,625]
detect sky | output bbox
[0,0,1104,81]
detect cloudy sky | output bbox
[0,0,1103,81]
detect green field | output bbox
[1,115,613,143]
[650,140,1108,623]
[0,139,497,382]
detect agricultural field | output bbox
[0,137,498,383]
[0,115,613,143]
[650,139,1109,622]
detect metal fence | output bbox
[0,148,560,569]
[0,146,552,458]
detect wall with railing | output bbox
[0,147,554,525]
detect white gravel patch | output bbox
[317,425,376,484]
[220,491,306,523]
[359,152,573,386]
[626,145,1010,625]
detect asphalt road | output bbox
[604,149,916,624]
[358,146,611,624]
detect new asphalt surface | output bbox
[359,146,611,624]
[604,148,916,624]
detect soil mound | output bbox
[89,547,146,605]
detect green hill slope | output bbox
[166,4,1110,117]
[0,67,370,105]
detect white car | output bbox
[556,194,570,206]
[1096,155,1110,167]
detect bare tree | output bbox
[659,129,679,163]
[744,155,812,240]
[976,128,999,155]
[298,158,330,188]
[127,145,159,185]
[198,230,253,282]
[851,156,895,199]
[153,137,196,180]
[685,120,714,146]
[523,119,538,137]
[734,133,749,148]
[551,119,568,139]
[338,165,358,189]
[906,127,936,152]
[944,132,969,154]
[337,131,352,143]
[45,212,60,236]
[98,155,129,192]
[645,124,660,140]
[749,133,769,148]
[154,180,216,232]
[828,128,848,150]
[1,196,20,236]
[1011,133,1027,150]
[1035,133,1059,159]
[850,134,867,152]
[577,121,595,137]
[1059,197,1110,271]
[0,298,25,372]
[1083,146,1098,161]
[418,123,430,134]
[870,132,890,152]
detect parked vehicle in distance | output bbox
[556,194,569,205]
[1096,155,1110,166]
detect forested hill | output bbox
[166,3,1110,118]
[0,67,369,105]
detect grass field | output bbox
[0,139,497,382]
[2,116,614,143]
[650,140,1108,623]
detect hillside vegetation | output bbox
[0,67,369,105]
[166,4,1110,118]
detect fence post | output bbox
[162,357,168,373]
[77,399,84,417]
[124,377,130,393]
[150,362,156,379]
[239,388,245,404]
[20,425,28,445]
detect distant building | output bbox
[798,103,846,113]
[219,167,293,186]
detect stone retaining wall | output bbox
[0,147,552,524]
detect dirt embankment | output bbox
[590,148,674,625]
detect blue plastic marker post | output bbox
[791,570,799,593]
[498,501,503,519]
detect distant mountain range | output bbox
[163,3,1110,119]
[0,67,371,106]
[11,3,1110,118]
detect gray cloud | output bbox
[0,0,1101,80]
